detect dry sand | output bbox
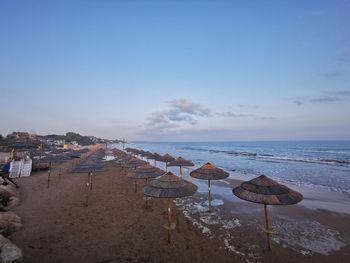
[10,158,350,263]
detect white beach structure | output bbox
[9,158,32,178]
[9,160,23,178]
[21,159,32,177]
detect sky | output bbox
[0,0,350,141]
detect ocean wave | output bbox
[177,147,350,167]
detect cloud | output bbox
[143,99,212,134]
[326,90,350,96]
[292,90,350,105]
[293,100,304,106]
[167,113,197,124]
[167,99,212,117]
[141,122,181,136]
[216,111,275,120]
[146,112,168,124]
[216,112,255,118]
[310,96,343,103]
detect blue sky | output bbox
[0,0,349,141]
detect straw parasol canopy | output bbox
[167,157,194,178]
[160,153,175,163]
[123,157,146,169]
[150,152,162,167]
[232,175,303,251]
[124,147,134,153]
[232,175,303,206]
[127,163,165,193]
[143,172,198,243]
[128,164,165,180]
[190,162,229,211]
[116,155,133,165]
[158,153,175,171]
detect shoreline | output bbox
[223,173,350,216]
[9,157,350,262]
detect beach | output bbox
[10,153,350,263]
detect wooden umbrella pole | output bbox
[264,204,272,251]
[89,172,93,190]
[47,169,51,188]
[145,195,149,208]
[179,166,182,178]
[165,163,168,172]
[154,159,156,167]
[208,179,211,212]
[167,198,172,244]
[134,180,138,192]
[145,179,149,208]
[86,182,89,207]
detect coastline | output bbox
[10,157,350,262]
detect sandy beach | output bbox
[9,154,350,263]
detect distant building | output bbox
[63,141,79,150]
[46,139,65,148]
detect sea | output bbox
[111,140,350,255]
[113,140,350,195]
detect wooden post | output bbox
[47,162,51,188]
[208,179,211,212]
[145,179,149,208]
[165,163,168,172]
[264,204,272,251]
[179,166,182,178]
[85,182,89,207]
[134,180,138,192]
[167,198,172,244]
[47,169,51,188]
[89,171,93,190]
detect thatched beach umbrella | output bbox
[143,172,198,243]
[116,155,133,165]
[158,153,175,171]
[190,162,229,212]
[124,147,133,153]
[232,175,303,251]
[150,152,162,167]
[123,157,146,170]
[167,157,194,178]
[127,163,165,192]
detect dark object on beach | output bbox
[0,161,19,188]
[167,157,194,178]
[143,172,197,244]
[190,162,229,212]
[232,175,303,251]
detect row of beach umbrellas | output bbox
[71,148,106,173]
[113,147,303,250]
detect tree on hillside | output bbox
[65,132,94,146]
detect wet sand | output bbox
[10,159,350,263]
